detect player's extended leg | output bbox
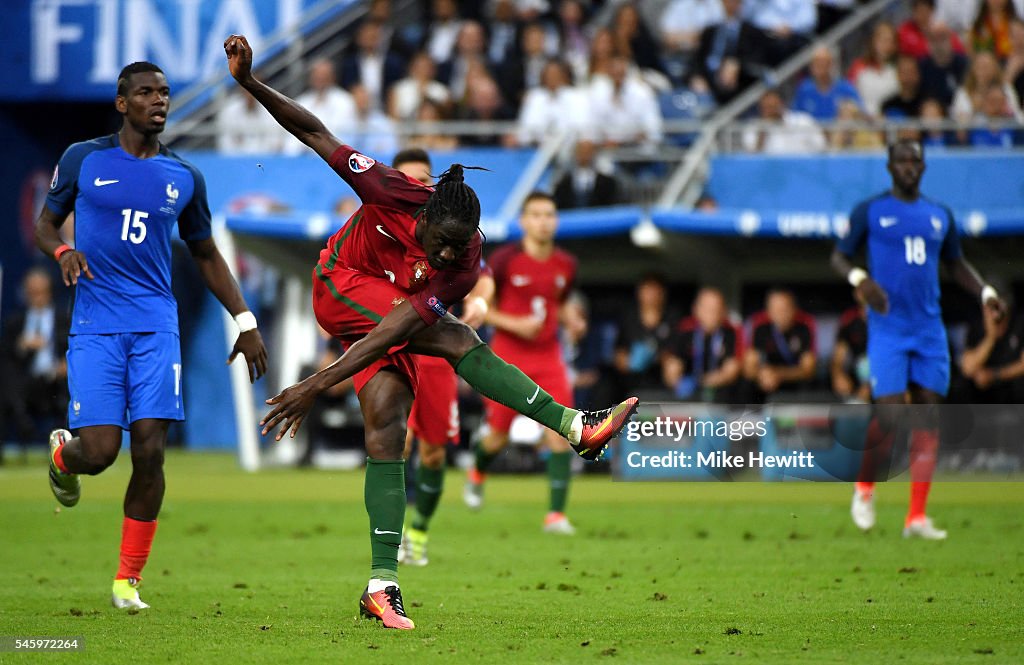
[111,418,169,610]
[400,442,445,566]
[851,396,904,530]
[405,317,638,460]
[903,386,945,540]
[542,430,575,535]
[357,369,415,630]
[48,425,123,507]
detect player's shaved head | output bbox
[117,62,165,97]
[888,138,923,162]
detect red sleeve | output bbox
[409,238,483,325]
[327,144,432,215]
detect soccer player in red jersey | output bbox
[391,148,496,567]
[225,35,637,630]
[463,192,585,534]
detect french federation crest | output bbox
[349,153,376,173]
[161,182,180,214]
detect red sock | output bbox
[906,429,939,525]
[53,443,69,474]
[116,517,158,581]
[857,417,894,488]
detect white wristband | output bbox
[981,285,998,304]
[468,296,489,315]
[234,311,258,333]
[847,268,869,288]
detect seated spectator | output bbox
[424,0,463,65]
[340,20,406,109]
[556,0,593,82]
[1006,18,1024,104]
[498,21,552,105]
[388,51,452,121]
[613,273,680,398]
[793,44,862,120]
[349,84,399,159]
[831,305,871,402]
[692,0,768,105]
[0,268,70,445]
[744,0,816,66]
[951,50,1023,123]
[439,20,492,101]
[285,59,356,154]
[919,97,956,147]
[847,21,900,117]
[515,59,588,145]
[960,296,1024,403]
[586,56,664,148]
[216,89,283,153]
[486,0,521,68]
[743,89,827,154]
[882,54,926,119]
[918,20,969,109]
[659,0,725,83]
[830,99,884,151]
[899,0,966,58]
[553,140,619,209]
[663,287,742,403]
[969,84,1019,147]
[456,75,516,146]
[408,98,459,150]
[611,3,667,78]
[587,27,617,83]
[743,289,817,402]
[970,0,1019,60]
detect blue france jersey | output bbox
[45,134,211,334]
[837,192,961,332]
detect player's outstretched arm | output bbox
[261,300,429,440]
[187,237,268,382]
[34,206,92,286]
[224,34,342,163]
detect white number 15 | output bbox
[120,209,148,244]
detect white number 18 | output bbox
[903,236,926,265]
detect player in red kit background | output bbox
[464,192,587,535]
[226,35,637,630]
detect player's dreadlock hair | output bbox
[425,164,486,236]
[117,62,165,96]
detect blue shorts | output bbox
[867,324,950,399]
[66,332,184,430]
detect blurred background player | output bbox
[227,34,637,630]
[831,303,872,403]
[832,138,1005,539]
[393,148,495,567]
[38,61,267,610]
[464,192,586,535]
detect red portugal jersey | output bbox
[488,243,577,361]
[316,145,482,324]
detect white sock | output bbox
[368,578,397,594]
[568,411,583,445]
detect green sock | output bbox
[411,464,444,531]
[365,458,404,583]
[455,344,577,437]
[475,442,500,474]
[547,452,572,513]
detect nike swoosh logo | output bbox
[376,224,397,241]
[94,178,119,186]
[526,385,540,405]
[374,528,399,535]
[879,217,898,227]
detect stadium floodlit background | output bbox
[1,1,1023,663]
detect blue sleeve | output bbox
[44,142,91,217]
[178,162,213,243]
[837,199,870,256]
[939,204,962,261]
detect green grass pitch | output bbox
[1,452,1022,664]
